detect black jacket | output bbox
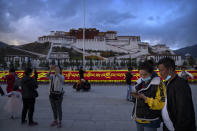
[125,72,132,85]
[165,75,196,131]
[79,69,85,79]
[134,77,161,120]
[21,76,38,99]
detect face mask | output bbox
[142,76,151,82]
[165,75,171,81]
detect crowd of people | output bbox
[0,57,196,130]
[1,65,65,128]
[0,64,91,128]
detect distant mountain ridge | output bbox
[19,42,51,55]
[0,41,9,48]
[174,44,197,59]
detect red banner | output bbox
[0,70,197,83]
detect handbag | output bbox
[50,91,64,100]
[13,75,21,89]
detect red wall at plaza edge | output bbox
[0,70,197,83]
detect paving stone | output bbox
[0,83,196,131]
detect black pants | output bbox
[49,95,63,121]
[21,98,35,123]
[0,86,4,96]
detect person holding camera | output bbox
[47,64,65,128]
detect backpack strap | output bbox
[50,76,54,92]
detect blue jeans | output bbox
[127,84,132,100]
[136,122,157,131]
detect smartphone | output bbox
[131,92,140,98]
[131,92,139,95]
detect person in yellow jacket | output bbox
[139,81,166,110]
[131,61,166,131]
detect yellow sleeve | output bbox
[145,84,166,110]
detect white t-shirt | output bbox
[49,74,64,93]
[162,94,175,131]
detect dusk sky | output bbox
[0,0,197,49]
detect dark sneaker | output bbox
[29,122,38,126]
[50,121,57,127]
[21,120,27,125]
[57,122,61,128]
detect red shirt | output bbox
[5,73,15,93]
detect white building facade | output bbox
[37,28,183,66]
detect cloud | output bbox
[46,0,81,18]
[112,0,197,49]
[147,16,154,21]
[0,0,44,33]
[0,0,196,49]
[89,10,136,26]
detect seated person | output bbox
[74,79,85,91]
[83,80,91,91]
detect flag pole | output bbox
[83,0,86,68]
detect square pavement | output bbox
[0,83,197,131]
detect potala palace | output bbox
[38,28,182,66]
[1,28,184,69]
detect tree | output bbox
[116,62,120,69]
[102,61,106,66]
[38,62,44,67]
[76,59,80,69]
[120,60,126,68]
[127,58,132,68]
[131,59,137,68]
[45,61,49,68]
[27,59,32,68]
[113,57,117,69]
[10,61,14,69]
[95,61,99,68]
[2,61,7,69]
[14,61,20,69]
[0,48,7,69]
[63,61,69,69]
[101,61,106,69]
[69,59,74,70]
[188,56,196,66]
[22,61,26,69]
[106,61,111,69]
[57,59,61,67]
[183,61,187,66]
[138,61,143,68]
[89,59,93,70]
